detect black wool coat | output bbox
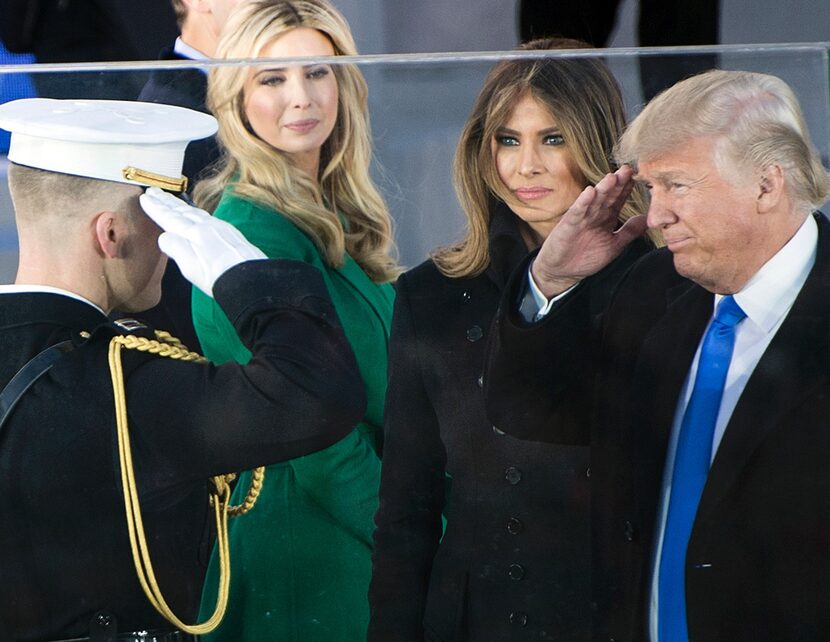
[370,206,649,641]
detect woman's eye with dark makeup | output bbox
[307,67,330,79]
[260,74,285,87]
[495,134,519,147]
[544,133,565,146]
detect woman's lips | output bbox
[284,119,319,133]
[514,187,552,201]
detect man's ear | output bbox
[757,164,785,214]
[94,211,121,259]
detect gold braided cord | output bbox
[112,332,265,515]
[107,331,264,634]
[227,466,265,517]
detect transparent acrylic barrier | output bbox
[0,44,828,278]
[0,44,829,637]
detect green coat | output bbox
[194,189,394,641]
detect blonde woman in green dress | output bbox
[192,1,398,639]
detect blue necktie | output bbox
[658,295,746,641]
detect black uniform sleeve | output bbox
[123,259,366,483]
[368,274,446,641]
[483,240,651,444]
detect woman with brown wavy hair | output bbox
[369,38,655,641]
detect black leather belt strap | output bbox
[0,339,74,433]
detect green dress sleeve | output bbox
[192,193,381,547]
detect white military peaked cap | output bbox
[0,98,218,193]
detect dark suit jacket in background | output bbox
[137,47,219,187]
[485,213,830,641]
[136,46,221,352]
[0,0,177,99]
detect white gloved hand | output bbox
[139,187,267,297]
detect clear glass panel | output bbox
[1,45,828,273]
[1,44,828,638]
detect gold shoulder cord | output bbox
[107,330,265,635]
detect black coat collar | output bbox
[484,202,531,289]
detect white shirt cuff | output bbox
[518,263,578,323]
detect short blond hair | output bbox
[617,69,830,215]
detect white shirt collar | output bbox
[725,214,818,333]
[0,284,107,315]
[174,36,210,63]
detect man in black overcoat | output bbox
[0,97,363,641]
[484,69,830,640]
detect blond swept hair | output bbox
[195,0,399,283]
[433,38,652,279]
[617,69,830,216]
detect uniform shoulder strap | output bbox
[0,340,75,433]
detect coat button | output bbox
[477,374,484,388]
[461,290,472,302]
[585,467,591,478]
[507,517,523,535]
[466,325,483,342]
[492,425,505,436]
[624,520,636,542]
[509,611,528,627]
[504,466,522,485]
[508,563,525,580]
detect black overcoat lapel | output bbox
[631,282,712,476]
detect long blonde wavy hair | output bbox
[434,38,655,279]
[194,0,399,283]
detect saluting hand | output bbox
[531,165,647,298]
[139,187,267,297]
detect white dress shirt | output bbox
[173,36,209,72]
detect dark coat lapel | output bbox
[697,215,830,521]
[633,281,713,465]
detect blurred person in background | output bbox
[137,0,244,352]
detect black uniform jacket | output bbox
[485,213,830,641]
[0,260,364,641]
[369,206,649,641]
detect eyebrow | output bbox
[253,63,324,75]
[497,126,561,136]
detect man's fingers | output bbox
[157,231,195,262]
[613,214,648,244]
[140,187,208,232]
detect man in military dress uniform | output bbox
[0,98,364,641]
